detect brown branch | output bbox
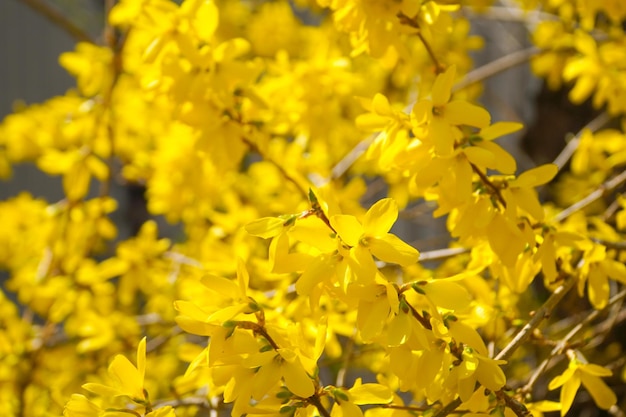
[453,46,542,93]
[307,393,332,417]
[496,277,576,361]
[240,136,309,201]
[434,277,576,417]
[417,246,469,262]
[471,162,507,208]
[235,321,281,350]
[551,112,611,172]
[330,133,378,180]
[496,390,531,417]
[522,288,626,393]
[382,404,429,411]
[405,300,433,330]
[396,12,444,73]
[16,0,95,44]
[553,170,626,223]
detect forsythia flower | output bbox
[82,337,148,404]
[411,65,491,156]
[330,198,419,283]
[548,351,617,416]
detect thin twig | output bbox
[553,170,626,223]
[522,288,626,393]
[307,393,332,417]
[335,335,355,387]
[496,277,576,361]
[418,246,469,261]
[460,5,559,24]
[434,277,577,417]
[453,46,542,93]
[471,163,507,208]
[16,0,95,44]
[330,133,379,180]
[241,137,309,201]
[396,11,445,73]
[552,112,611,172]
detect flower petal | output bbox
[431,65,456,106]
[281,357,315,398]
[510,164,558,188]
[369,234,419,266]
[330,215,363,247]
[479,122,523,141]
[363,198,398,237]
[443,101,491,128]
[580,373,617,410]
[560,374,581,417]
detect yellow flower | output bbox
[63,394,102,417]
[411,65,491,156]
[330,198,419,283]
[83,337,148,404]
[548,352,617,416]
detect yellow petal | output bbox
[588,265,609,309]
[411,100,433,126]
[108,354,144,400]
[81,382,120,397]
[387,312,411,347]
[429,117,455,156]
[475,141,517,174]
[369,234,419,266]
[339,401,364,417]
[296,254,335,296]
[511,187,544,220]
[245,217,285,239]
[330,215,364,247]
[251,358,282,400]
[560,374,581,417]
[64,161,91,201]
[548,366,577,390]
[289,216,336,252]
[448,320,488,356]
[137,337,146,385]
[479,122,523,141]
[372,93,393,116]
[474,355,507,392]
[443,101,491,128]
[580,373,617,410]
[281,357,315,398]
[486,214,526,267]
[348,245,378,284]
[356,113,390,131]
[64,394,102,417]
[420,280,472,311]
[580,363,613,377]
[236,258,249,299]
[510,164,558,188]
[463,146,495,168]
[357,298,390,341]
[192,0,219,43]
[363,198,398,237]
[349,383,393,405]
[200,275,240,299]
[431,65,456,106]
[600,259,626,284]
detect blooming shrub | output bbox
[1,1,626,416]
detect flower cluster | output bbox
[0,1,625,417]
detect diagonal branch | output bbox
[433,277,576,417]
[553,170,626,223]
[16,0,95,44]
